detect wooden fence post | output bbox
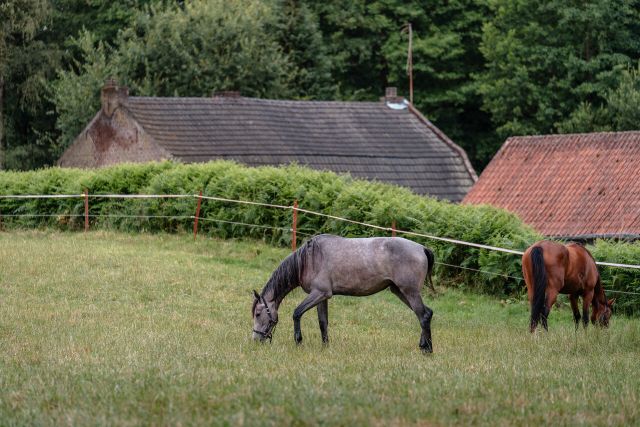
[84,188,89,233]
[193,190,203,240]
[392,219,396,237]
[292,199,298,252]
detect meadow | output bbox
[1,231,639,426]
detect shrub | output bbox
[1,160,638,313]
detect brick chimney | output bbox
[380,86,404,104]
[101,78,129,117]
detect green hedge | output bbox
[1,160,639,314]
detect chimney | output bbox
[380,86,404,103]
[101,78,129,116]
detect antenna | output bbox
[401,23,413,104]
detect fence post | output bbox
[193,190,203,240]
[84,188,89,233]
[392,219,396,237]
[292,199,298,252]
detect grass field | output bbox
[1,231,639,426]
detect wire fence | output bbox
[1,192,639,296]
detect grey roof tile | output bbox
[123,96,475,201]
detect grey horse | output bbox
[252,234,436,352]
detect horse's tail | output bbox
[423,247,436,293]
[529,246,547,329]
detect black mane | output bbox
[258,238,320,308]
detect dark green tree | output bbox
[305,0,493,168]
[1,0,162,170]
[558,64,640,133]
[52,0,300,149]
[477,0,640,159]
[0,0,54,169]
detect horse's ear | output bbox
[608,298,616,306]
[253,290,260,300]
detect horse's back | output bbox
[522,240,568,288]
[523,240,568,272]
[307,235,428,295]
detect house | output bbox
[58,80,477,202]
[463,132,640,239]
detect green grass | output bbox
[0,231,638,426]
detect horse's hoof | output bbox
[420,347,432,354]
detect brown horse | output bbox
[522,240,614,332]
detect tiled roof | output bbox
[463,132,640,238]
[125,96,476,201]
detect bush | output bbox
[1,160,638,313]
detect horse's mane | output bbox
[255,237,320,309]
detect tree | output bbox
[272,0,336,99]
[0,0,53,169]
[477,0,640,158]
[52,0,300,149]
[1,0,165,170]
[558,64,640,133]
[305,0,493,169]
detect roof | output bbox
[123,96,476,201]
[463,132,640,238]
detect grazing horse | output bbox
[252,234,436,352]
[522,240,614,332]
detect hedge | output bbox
[1,160,638,314]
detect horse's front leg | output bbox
[293,291,330,344]
[582,289,594,329]
[317,299,329,344]
[569,294,581,329]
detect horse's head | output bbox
[593,297,615,327]
[252,290,279,342]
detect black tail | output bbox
[424,247,436,293]
[530,246,547,330]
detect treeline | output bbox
[2,0,640,171]
[1,160,639,314]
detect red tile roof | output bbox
[463,132,640,238]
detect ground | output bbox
[0,231,638,426]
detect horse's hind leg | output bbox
[542,287,559,331]
[317,300,329,344]
[397,286,433,353]
[389,284,411,308]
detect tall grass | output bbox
[0,231,638,426]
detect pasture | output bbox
[1,231,639,426]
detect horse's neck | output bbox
[264,282,299,309]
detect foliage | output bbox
[1,161,638,312]
[306,0,494,166]
[591,240,640,316]
[0,160,541,295]
[51,0,314,150]
[561,63,640,133]
[0,0,57,170]
[477,0,640,147]
[0,0,164,170]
